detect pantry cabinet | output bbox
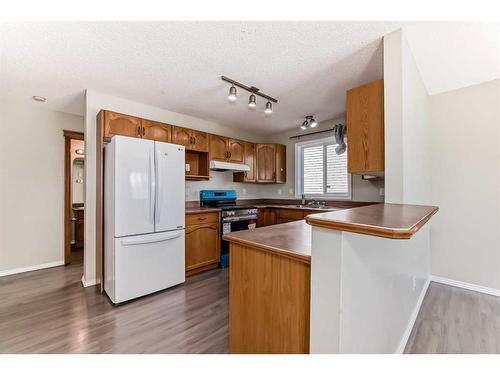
[185,212,220,276]
[346,79,385,173]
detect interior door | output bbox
[114,136,155,237]
[155,141,185,232]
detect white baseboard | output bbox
[395,277,431,354]
[430,275,500,297]
[0,260,65,277]
[81,275,97,287]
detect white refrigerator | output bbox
[104,135,185,304]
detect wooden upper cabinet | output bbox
[172,126,192,148]
[276,144,286,183]
[173,126,208,152]
[209,134,229,161]
[256,144,276,183]
[103,111,141,140]
[191,130,209,152]
[346,79,385,173]
[233,141,256,183]
[227,139,244,163]
[141,119,171,142]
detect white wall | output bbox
[0,99,84,274]
[265,117,385,202]
[310,226,430,353]
[430,79,500,290]
[384,29,431,204]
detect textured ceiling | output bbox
[1,22,498,134]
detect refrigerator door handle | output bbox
[155,149,162,223]
[149,149,155,224]
[120,231,183,246]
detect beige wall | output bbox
[0,99,84,274]
[430,79,500,289]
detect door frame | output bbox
[63,130,84,265]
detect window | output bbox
[295,137,351,198]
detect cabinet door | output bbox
[185,223,220,271]
[104,111,142,140]
[172,126,192,149]
[142,119,171,142]
[347,79,384,173]
[191,130,209,152]
[256,144,276,182]
[276,144,286,183]
[257,208,277,227]
[244,142,256,182]
[228,139,245,163]
[209,134,229,161]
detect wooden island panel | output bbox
[229,243,310,354]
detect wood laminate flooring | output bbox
[1,256,499,353]
[405,282,500,354]
[0,253,228,354]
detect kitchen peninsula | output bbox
[223,203,438,354]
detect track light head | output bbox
[264,101,273,115]
[248,94,257,109]
[228,85,237,102]
[300,120,309,130]
[310,118,318,128]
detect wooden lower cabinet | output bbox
[185,212,220,276]
[229,243,310,353]
[257,208,277,227]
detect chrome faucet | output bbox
[301,194,306,205]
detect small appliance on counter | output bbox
[200,190,258,267]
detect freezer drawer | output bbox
[108,230,185,304]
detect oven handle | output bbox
[222,214,258,223]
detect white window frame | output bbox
[295,137,352,199]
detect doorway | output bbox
[64,130,85,265]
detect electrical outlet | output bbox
[379,188,385,196]
[242,188,247,195]
[412,277,416,291]
[277,189,282,195]
[289,188,294,195]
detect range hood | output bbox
[209,160,250,172]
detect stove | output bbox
[200,190,258,267]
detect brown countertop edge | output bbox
[305,203,439,240]
[223,220,311,264]
[185,207,221,214]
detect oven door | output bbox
[220,216,257,268]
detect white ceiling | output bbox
[1,22,498,134]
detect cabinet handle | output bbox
[142,127,145,136]
[137,125,141,136]
[197,217,207,221]
[193,137,196,145]
[228,151,231,159]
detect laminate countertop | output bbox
[223,220,311,264]
[305,203,438,240]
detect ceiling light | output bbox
[300,120,309,130]
[248,94,257,109]
[33,96,46,102]
[228,85,237,102]
[75,149,85,155]
[264,101,273,115]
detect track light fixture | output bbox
[248,94,257,108]
[264,101,273,115]
[228,85,237,102]
[221,75,278,115]
[300,115,318,130]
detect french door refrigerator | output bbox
[104,135,185,304]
